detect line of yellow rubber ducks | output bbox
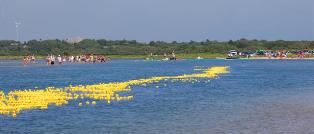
[0,66,228,117]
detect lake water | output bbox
[1,59,314,134]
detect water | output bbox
[1,59,314,133]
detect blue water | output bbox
[1,59,314,133]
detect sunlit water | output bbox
[1,59,314,133]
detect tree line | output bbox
[0,38,313,56]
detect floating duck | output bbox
[0,66,229,117]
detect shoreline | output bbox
[1,56,314,60]
[0,54,224,60]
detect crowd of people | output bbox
[46,54,110,65]
[229,50,312,59]
[264,50,309,59]
[264,51,289,59]
[22,55,36,65]
[22,54,110,66]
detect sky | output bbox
[0,0,313,42]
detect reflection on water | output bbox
[1,59,314,133]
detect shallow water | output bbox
[1,59,314,133]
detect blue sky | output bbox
[0,0,313,41]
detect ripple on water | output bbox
[1,59,314,133]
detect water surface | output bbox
[1,59,314,133]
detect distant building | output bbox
[10,43,19,46]
[65,37,83,44]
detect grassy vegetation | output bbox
[1,38,314,60]
[1,39,313,57]
[109,53,227,59]
[176,53,226,59]
[0,56,23,60]
[0,56,46,60]
[108,55,148,59]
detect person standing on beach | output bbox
[22,56,28,66]
[62,56,67,62]
[90,54,94,63]
[57,55,62,64]
[70,56,74,62]
[31,55,36,63]
[50,55,55,65]
[46,55,51,65]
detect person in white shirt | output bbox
[57,55,62,64]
